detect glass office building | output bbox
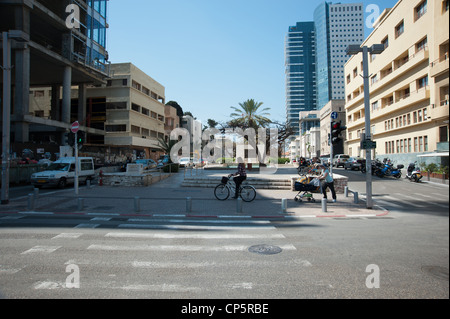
[314,2,364,110]
[285,22,316,135]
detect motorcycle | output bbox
[405,162,423,183]
[376,158,404,179]
[361,158,383,175]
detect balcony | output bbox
[371,48,429,93]
[430,54,449,78]
[429,100,449,122]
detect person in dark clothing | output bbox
[232,163,247,199]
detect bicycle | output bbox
[214,175,257,202]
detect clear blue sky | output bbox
[107,0,398,125]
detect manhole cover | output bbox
[421,266,449,281]
[248,244,282,255]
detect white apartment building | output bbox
[344,0,449,166]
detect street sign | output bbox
[71,121,80,133]
[361,140,377,150]
[331,112,338,120]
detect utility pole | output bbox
[1,32,12,205]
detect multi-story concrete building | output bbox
[344,0,449,166]
[0,0,110,152]
[285,2,364,137]
[85,63,166,160]
[314,2,364,110]
[285,22,316,136]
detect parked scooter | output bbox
[376,158,404,179]
[405,162,423,183]
[361,158,383,175]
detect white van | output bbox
[31,157,95,188]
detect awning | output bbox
[417,152,449,157]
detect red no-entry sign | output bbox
[71,121,80,133]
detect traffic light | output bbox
[77,131,85,145]
[68,132,75,147]
[331,121,347,145]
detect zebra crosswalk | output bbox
[0,216,306,298]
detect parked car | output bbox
[178,157,192,167]
[333,154,350,168]
[157,155,170,168]
[319,155,331,166]
[135,159,157,170]
[31,157,95,188]
[344,157,364,170]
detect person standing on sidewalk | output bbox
[317,164,337,203]
[232,163,247,199]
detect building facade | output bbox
[314,2,364,110]
[344,0,449,166]
[0,0,110,152]
[319,99,346,157]
[285,22,316,136]
[86,63,166,160]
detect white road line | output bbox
[87,244,297,252]
[91,217,112,221]
[1,215,24,220]
[374,199,403,208]
[74,224,100,229]
[105,232,285,239]
[386,195,425,208]
[132,261,216,268]
[127,218,270,224]
[52,233,83,240]
[21,246,61,254]
[117,224,276,231]
[116,284,201,293]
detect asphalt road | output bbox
[0,167,448,302]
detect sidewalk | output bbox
[0,166,388,219]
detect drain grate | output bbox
[248,244,283,255]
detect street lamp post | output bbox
[346,44,385,209]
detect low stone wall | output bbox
[102,172,171,187]
[291,174,348,194]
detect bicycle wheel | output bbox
[240,185,256,202]
[214,184,230,201]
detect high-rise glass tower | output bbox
[285,2,364,135]
[285,22,316,135]
[314,2,364,110]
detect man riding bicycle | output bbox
[231,162,247,199]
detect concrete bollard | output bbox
[281,198,288,213]
[186,197,192,214]
[344,186,349,198]
[34,188,39,200]
[27,193,35,211]
[86,179,91,189]
[236,198,243,214]
[134,196,140,213]
[322,198,328,213]
[77,198,84,211]
[354,192,359,204]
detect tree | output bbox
[229,99,271,130]
[207,119,218,128]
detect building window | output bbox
[414,137,418,152]
[444,0,449,13]
[395,20,404,38]
[382,36,389,49]
[415,1,427,21]
[131,125,140,135]
[418,75,428,89]
[106,125,126,132]
[408,138,412,153]
[424,136,428,151]
[416,37,428,52]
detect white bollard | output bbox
[322,198,328,213]
[281,198,288,213]
[236,198,243,214]
[134,196,140,213]
[186,197,192,214]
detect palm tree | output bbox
[229,99,271,130]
